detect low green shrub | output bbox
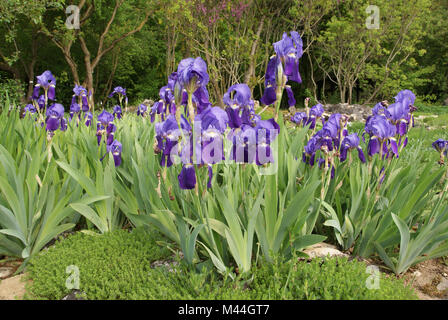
[26,228,417,300]
[26,228,173,300]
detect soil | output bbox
[404,258,448,300]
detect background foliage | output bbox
[0,0,447,107]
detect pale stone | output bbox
[303,243,348,259]
[0,267,13,279]
[0,274,27,300]
[437,278,448,292]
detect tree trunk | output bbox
[80,37,94,104]
[244,18,264,89]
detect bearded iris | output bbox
[113,105,122,119]
[84,111,93,127]
[72,85,89,112]
[32,70,56,102]
[261,31,303,120]
[432,139,448,165]
[137,104,148,117]
[177,57,209,96]
[109,86,127,111]
[69,103,81,122]
[340,134,366,163]
[365,115,398,158]
[97,111,116,146]
[291,103,324,129]
[45,103,65,132]
[107,140,122,167]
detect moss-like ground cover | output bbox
[27,228,417,300]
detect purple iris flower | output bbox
[69,103,81,120]
[260,31,303,106]
[273,31,303,83]
[178,164,197,190]
[72,85,89,111]
[150,102,163,123]
[394,89,416,108]
[107,140,122,167]
[137,104,148,117]
[84,111,93,127]
[432,139,448,165]
[167,72,178,90]
[432,139,448,154]
[372,102,391,118]
[176,57,209,94]
[60,118,68,131]
[291,112,307,126]
[365,115,398,157]
[45,103,65,132]
[109,86,126,98]
[97,110,114,126]
[113,105,122,119]
[190,86,212,114]
[340,133,366,163]
[254,119,280,165]
[293,103,325,129]
[24,104,36,115]
[303,135,323,166]
[36,95,46,111]
[33,70,56,100]
[155,115,192,167]
[223,84,254,128]
[310,103,324,118]
[96,111,115,145]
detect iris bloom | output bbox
[176,57,209,94]
[261,31,303,107]
[84,112,93,127]
[223,84,254,128]
[291,103,324,129]
[24,104,36,115]
[365,115,398,158]
[45,103,65,132]
[340,134,366,163]
[432,139,448,165]
[32,70,56,101]
[96,111,116,146]
[109,86,126,98]
[69,103,81,121]
[72,85,89,112]
[137,104,148,117]
[113,105,122,119]
[107,140,122,167]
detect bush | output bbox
[27,228,417,300]
[0,79,24,107]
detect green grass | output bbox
[26,228,417,300]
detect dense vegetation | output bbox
[27,228,417,300]
[1,0,448,301]
[0,0,447,107]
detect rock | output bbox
[443,273,448,278]
[303,243,349,259]
[413,271,422,277]
[142,99,154,107]
[0,274,28,300]
[62,290,86,300]
[289,106,297,115]
[323,103,372,122]
[444,98,448,106]
[437,278,448,292]
[0,267,14,279]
